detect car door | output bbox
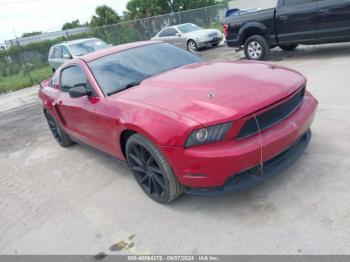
[317,0,350,41]
[55,64,117,155]
[49,46,63,70]
[276,0,319,44]
[158,28,183,47]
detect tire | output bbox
[244,35,270,60]
[45,111,74,147]
[126,134,183,203]
[279,44,299,51]
[187,39,198,52]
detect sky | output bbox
[0,0,129,43]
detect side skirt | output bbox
[70,137,127,167]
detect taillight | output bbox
[223,24,228,37]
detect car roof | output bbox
[176,23,195,27]
[52,38,99,47]
[159,23,195,32]
[169,23,194,28]
[80,40,163,62]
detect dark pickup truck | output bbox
[224,0,350,60]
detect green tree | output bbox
[62,19,81,30]
[126,0,169,19]
[90,5,121,27]
[125,0,220,19]
[21,31,42,37]
[216,0,229,5]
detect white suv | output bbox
[48,38,109,72]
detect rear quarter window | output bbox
[49,47,56,59]
[54,46,63,59]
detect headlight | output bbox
[185,122,233,148]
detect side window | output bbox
[159,28,170,37]
[49,47,55,59]
[55,46,63,58]
[62,46,71,59]
[60,66,86,92]
[159,28,178,37]
[283,0,313,6]
[167,28,178,36]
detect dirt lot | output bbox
[1,43,350,255]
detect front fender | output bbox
[111,102,200,160]
[116,100,200,148]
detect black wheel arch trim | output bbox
[238,22,268,44]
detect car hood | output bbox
[113,61,306,125]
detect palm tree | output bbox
[126,0,169,19]
[90,5,121,27]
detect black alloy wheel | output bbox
[126,134,183,203]
[128,143,165,197]
[45,112,74,147]
[46,112,61,144]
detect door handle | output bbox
[279,15,289,21]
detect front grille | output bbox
[236,87,305,139]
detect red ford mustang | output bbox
[39,41,318,203]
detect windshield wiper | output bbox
[107,80,142,96]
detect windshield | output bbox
[69,39,109,56]
[88,43,204,95]
[177,24,201,34]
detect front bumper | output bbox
[161,92,317,188]
[197,37,223,47]
[185,129,311,195]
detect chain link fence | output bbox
[0,5,226,93]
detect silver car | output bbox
[48,38,109,72]
[151,23,223,52]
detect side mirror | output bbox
[176,33,182,37]
[69,84,90,98]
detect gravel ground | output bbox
[0,43,350,255]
